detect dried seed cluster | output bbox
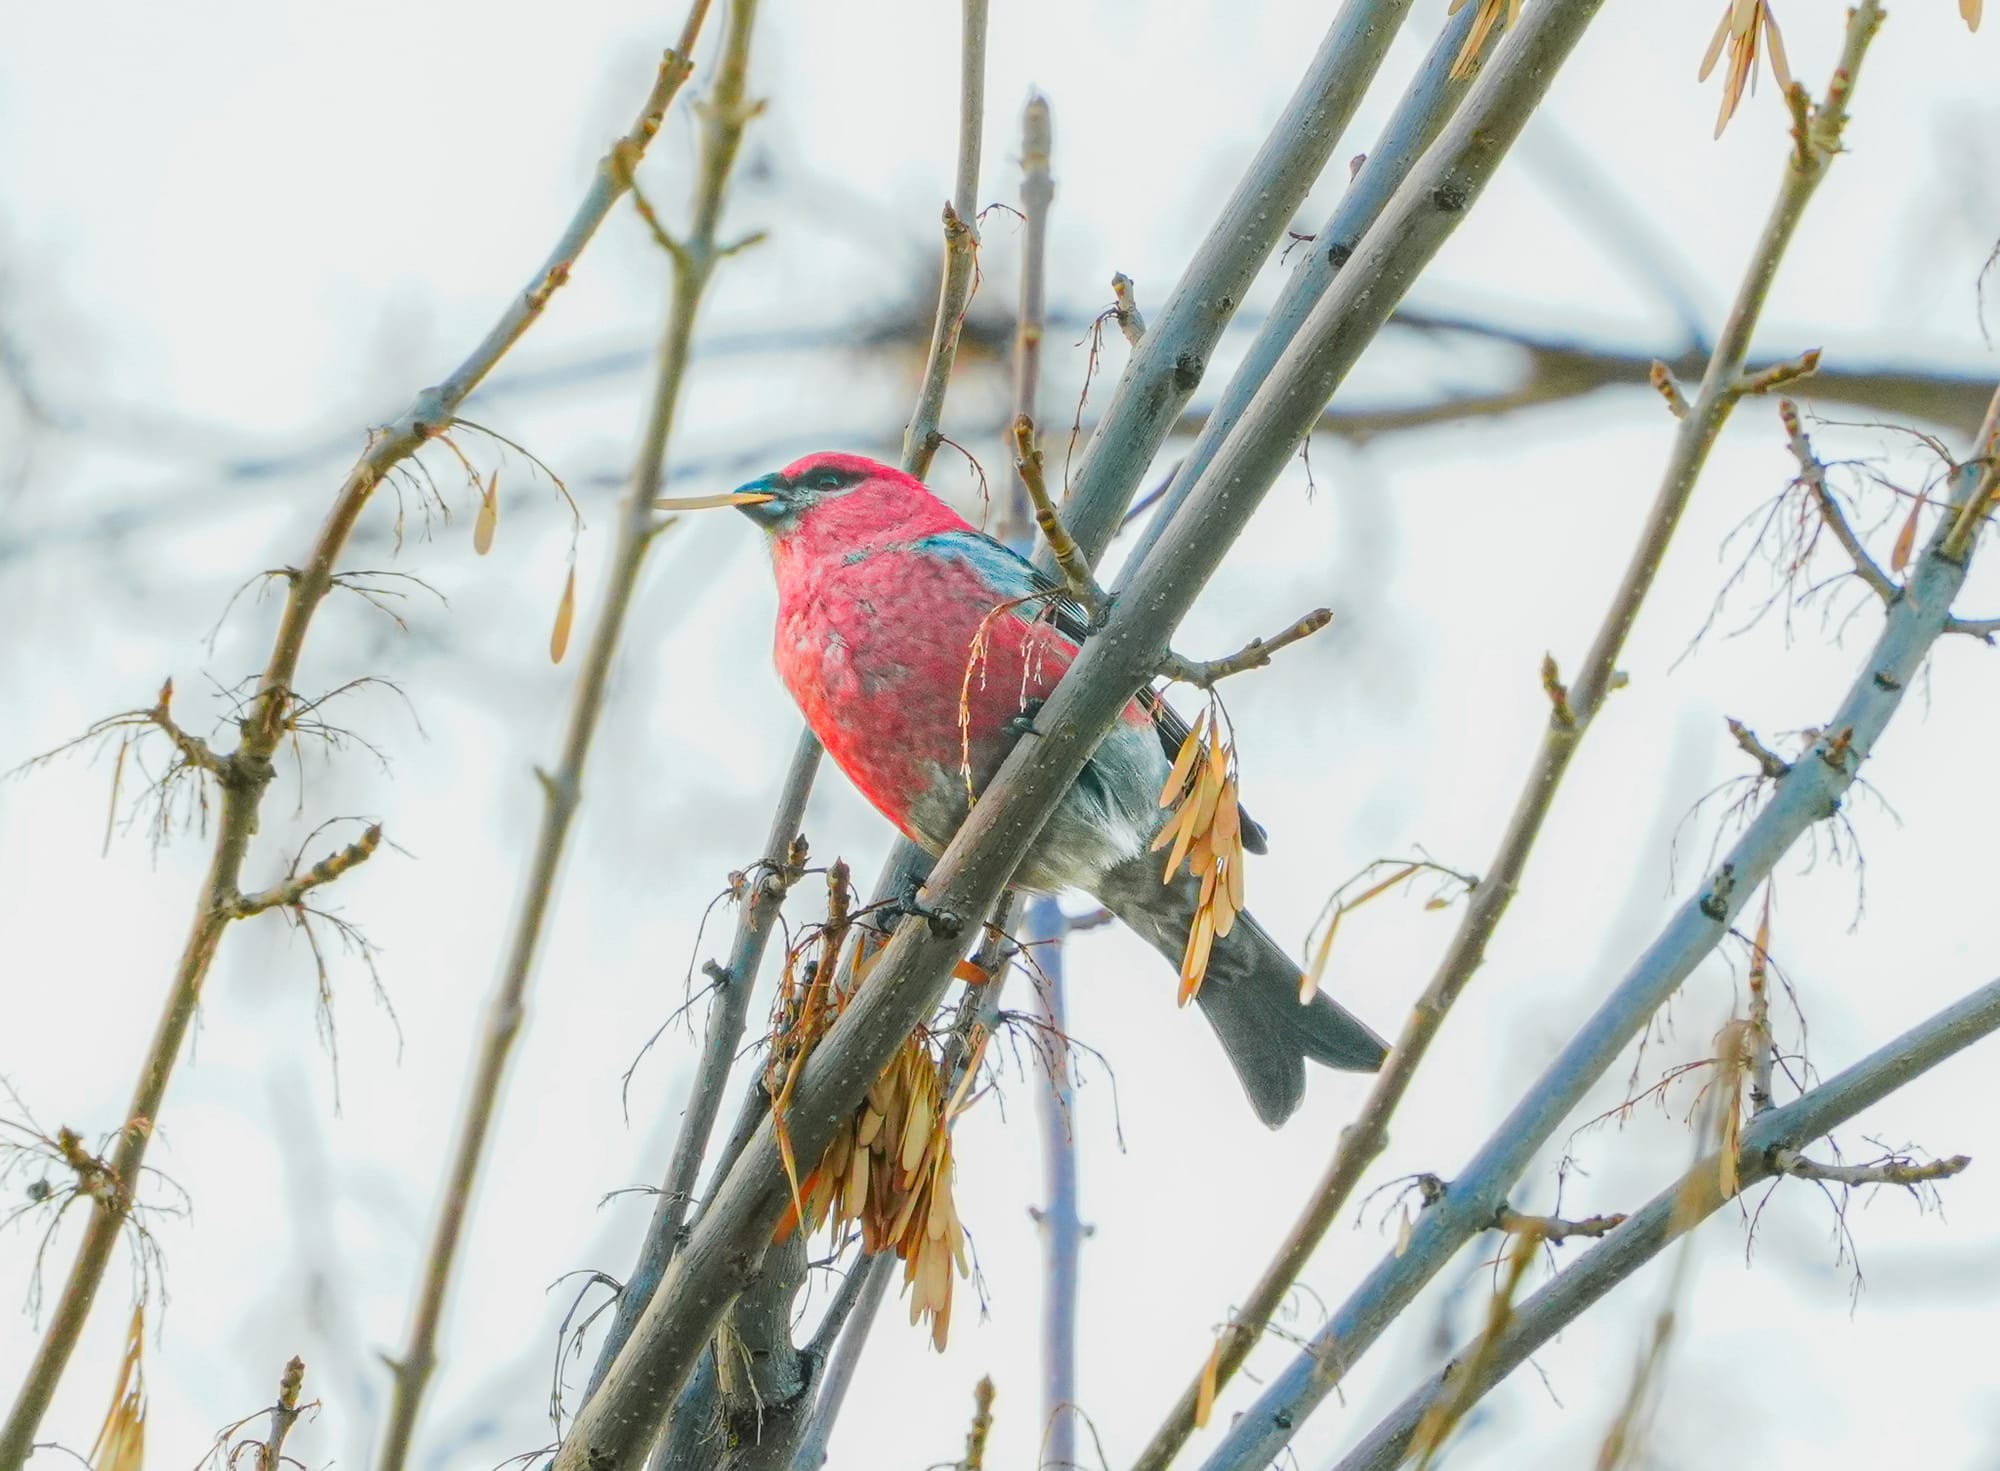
[766,873,971,1350]
[1152,703,1245,1005]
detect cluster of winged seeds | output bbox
[767,868,972,1350]
[1151,702,1245,1004]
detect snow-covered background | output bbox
[3,2,1998,1468]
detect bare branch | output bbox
[372,4,744,1469]
[1334,974,2000,1471]
[0,11,718,1461]
[1158,608,1332,689]
[1771,1148,1970,1188]
[1781,398,1896,601]
[566,0,1600,1465]
[900,0,988,481]
[1492,1205,1628,1245]
[1726,718,1791,781]
[231,824,382,919]
[1012,414,1103,616]
[1111,273,1145,345]
[1163,10,1891,1465]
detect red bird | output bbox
[733,452,1386,1125]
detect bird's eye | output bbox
[812,470,847,491]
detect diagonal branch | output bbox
[372,4,752,1468]
[1160,10,1889,1463]
[1333,975,2000,1471]
[0,12,714,1468]
[555,0,1606,1463]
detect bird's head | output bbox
[730,452,962,546]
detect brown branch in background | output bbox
[1202,313,1997,448]
[0,13,715,1468]
[1133,13,1886,1460]
[1012,414,1104,616]
[370,5,749,1470]
[1159,608,1332,690]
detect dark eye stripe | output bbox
[800,465,865,492]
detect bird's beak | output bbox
[654,480,780,513]
[724,472,790,528]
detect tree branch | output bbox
[1333,975,2000,1471]
[557,0,1604,1462]
[900,0,988,480]
[598,4,996,1464]
[1053,0,1421,569]
[1116,0,1498,579]
[1158,608,1331,689]
[1781,399,1896,602]
[372,4,752,1468]
[582,747,817,1401]
[785,1254,894,1471]
[1770,1148,1970,1188]
[230,824,383,919]
[1013,414,1104,616]
[0,11,714,1467]
[1194,24,1962,1464]
[1492,1206,1628,1245]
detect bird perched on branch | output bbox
[729,451,1386,1126]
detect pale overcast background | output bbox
[3,3,1999,1470]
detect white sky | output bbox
[3,2,1998,1470]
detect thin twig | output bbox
[1726,718,1791,781]
[1024,898,1083,1471]
[900,0,988,479]
[1492,1206,1627,1244]
[231,825,383,918]
[0,12,713,1467]
[1111,273,1145,346]
[963,1377,997,1471]
[993,94,1054,548]
[371,5,748,1469]
[1937,383,2000,559]
[257,1357,308,1471]
[1781,399,1896,601]
[1771,1148,1970,1187]
[1158,609,1331,689]
[1012,415,1104,616]
[785,1255,895,1470]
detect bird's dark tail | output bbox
[1094,856,1388,1128]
